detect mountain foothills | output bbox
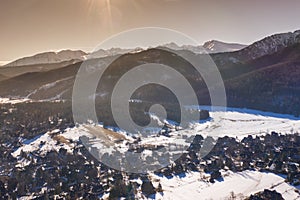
[0,30,299,199]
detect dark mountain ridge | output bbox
[212,29,300,66]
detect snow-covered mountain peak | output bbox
[88,47,140,59]
[162,41,247,54]
[203,40,247,53]
[202,40,217,50]
[162,42,182,50]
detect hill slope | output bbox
[5,50,87,67]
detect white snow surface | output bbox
[12,129,69,158]
[191,107,300,139]
[152,170,300,200]
[0,98,30,104]
[0,97,64,104]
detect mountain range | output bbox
[0,30,300,116]
[4,30,299,69]
[2,40,247,68]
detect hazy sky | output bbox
[1,0,300,61]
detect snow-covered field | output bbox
[12,128,85,159]
[153,170,300,200]
[12,108,300,161]
[11,108,300,199]
[192,107,300,139]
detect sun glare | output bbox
[85,0,114,31]
[105,0,112,30]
